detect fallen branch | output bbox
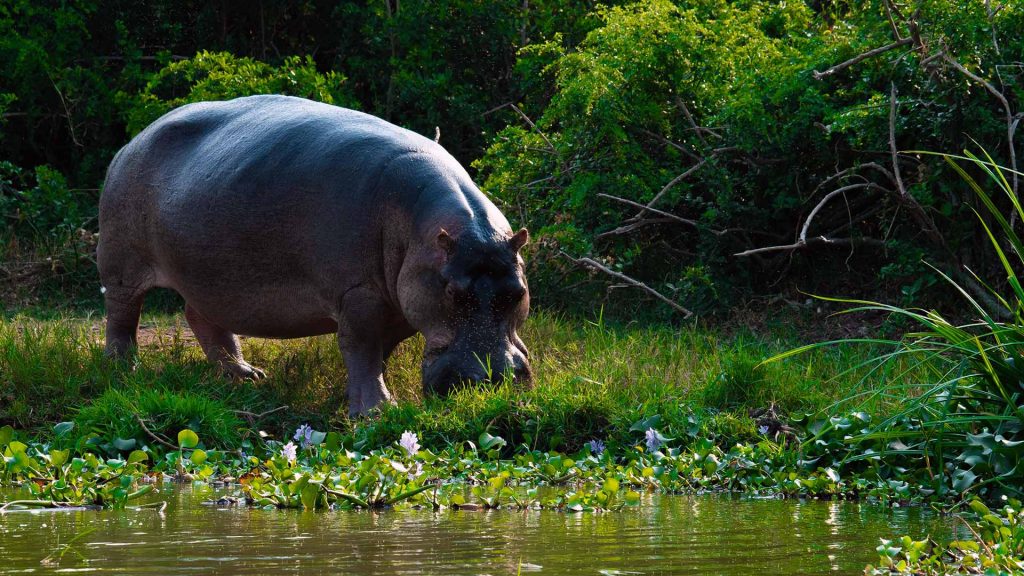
[562,252,693,318]
[234,405,289,425]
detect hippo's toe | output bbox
[220,360,266,381]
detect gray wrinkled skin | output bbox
[98,95,531,416]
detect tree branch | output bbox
[813,38,914,80]
[734,236,886,258]
[562,252,693,318]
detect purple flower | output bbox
[400,431,420,457]
[645,428,661,452]
[587,439,606,456]
[293,424,314,449]
[281,442,297,464]
[758,425,770,435]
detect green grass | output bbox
[0,308,917,451]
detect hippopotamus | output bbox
[98,95,532,416]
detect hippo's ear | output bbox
[509,228,529,252]
[437,228,456,255]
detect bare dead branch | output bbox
[986,0,1001,55]
[599,193,714,233]
[596,217,678,239]
[889,83,908,198]
[636,157,710,218]
[597,193,782,239]
[940,52,1018,199]
[488,102,558,157]
[47,74,81,148]
[813,38,914,80]
[800,183,890,243]
[234,405,290,426]
[562,252,693,318]
[882,0,903,40]
[674,95,712,146]
[635,128,701,162]
[135,415,179,450]
[734,236,886,258]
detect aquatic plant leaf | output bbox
[113,438,136,451]
[0,425,12,447]
[49,449,69,467]
[127,450,148,465]
[191,449,207,466]
[324,432,342,451]
[951,468,978,493]
[53,422,74,437]
[630,415,661,433]
[478,432,507,451]
[177,429,200,449]
[300,483,320,510]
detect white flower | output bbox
[400,431,420,457]
[645,428,661,452]
[281,442,297,464]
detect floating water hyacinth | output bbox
[281,441,297,464]
[758,425,770,435]
[293,424,314,449]
[400,431,420,457]
[408,461,424,480]
[587,439,606,456]
[645,428,661,452]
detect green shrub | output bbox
[74,387,242,450]
[121,51,355,136]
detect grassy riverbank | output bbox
[4,305,1024,573]
[0,307,909,451]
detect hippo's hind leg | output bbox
[99,250,152,359]
[103,285,147,359]
[184,304,266,380]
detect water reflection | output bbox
[0,488,952,575]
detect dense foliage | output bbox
[2,0,1022,314]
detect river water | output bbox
[0,486,952,575]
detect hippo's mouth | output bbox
[422,345,449,366]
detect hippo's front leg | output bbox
[336,287,395,417]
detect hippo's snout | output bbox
[423,344,531,396]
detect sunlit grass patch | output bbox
[0,309,916,452]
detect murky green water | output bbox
[1,486,953,575]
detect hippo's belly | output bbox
[158,269,340,338]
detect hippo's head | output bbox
[404,225,532,396]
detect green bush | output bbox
[476,0,1024,314]
[121,51,355,136]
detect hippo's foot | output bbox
[219,360,266,381]
[347,378,395,418]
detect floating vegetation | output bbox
[5,419,1024,570]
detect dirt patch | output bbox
[87,318,201,349]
